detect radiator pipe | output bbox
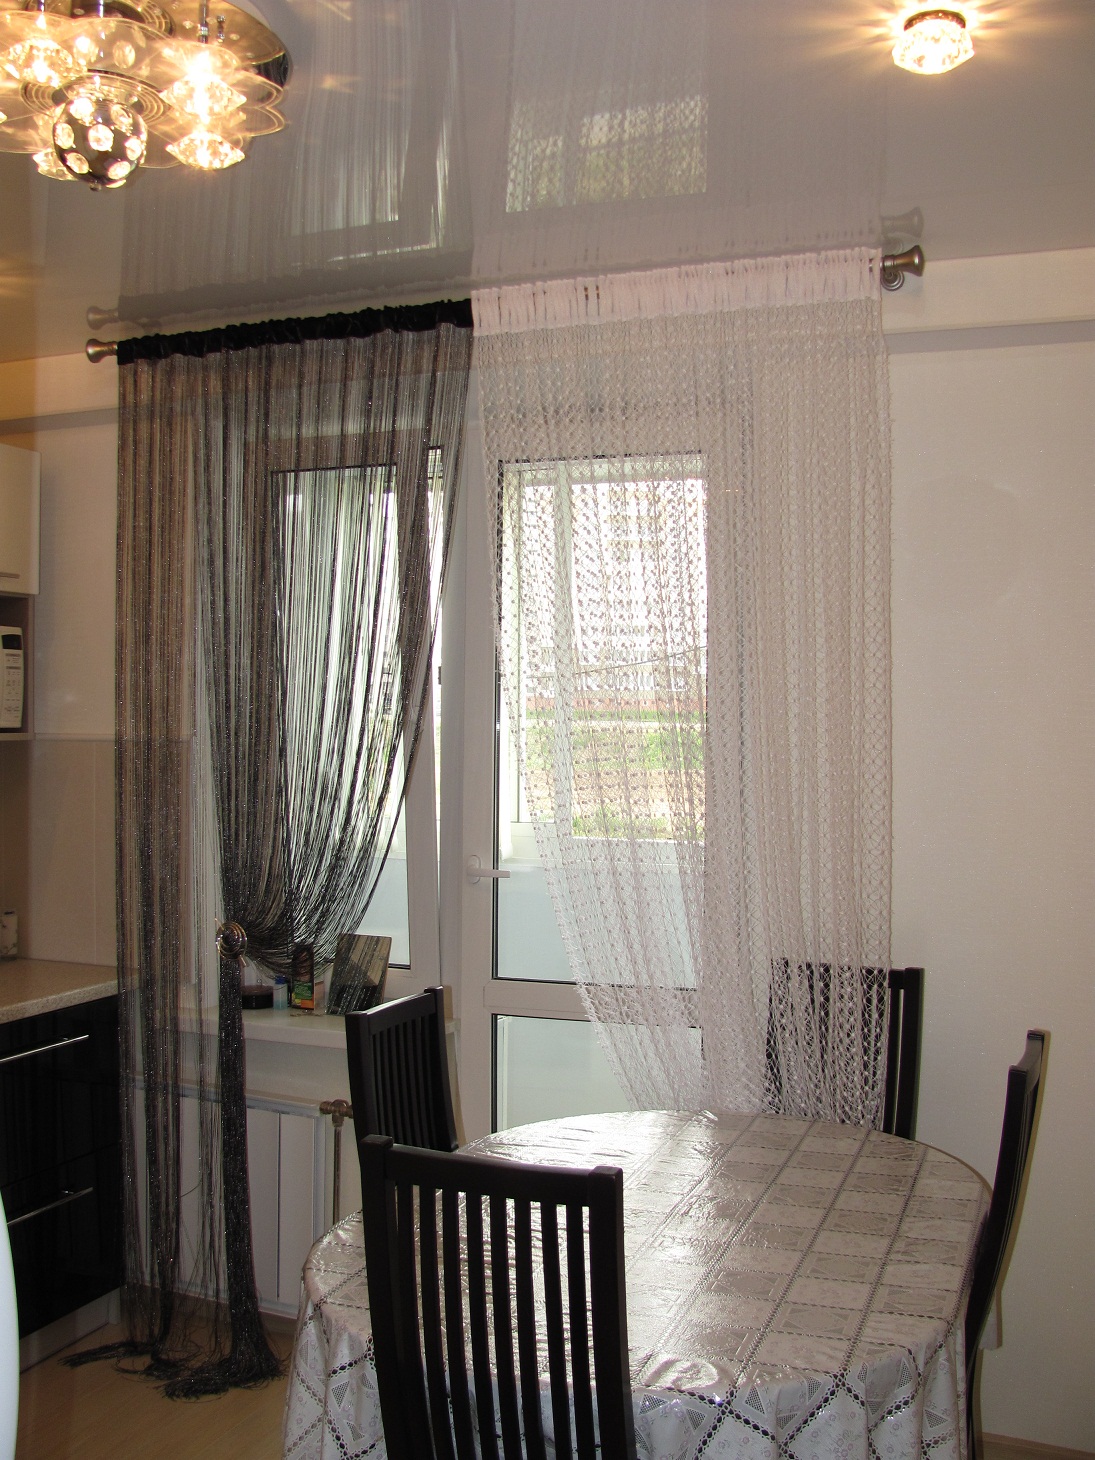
[319,1099,353,1223]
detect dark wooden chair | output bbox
[765,964,924,1138]
[359,1134,636,1460]
[882,967,923,1140]
[346,986,458,1153]
[964,1029,1046,1460]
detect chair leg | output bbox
[966,1355,980,1460]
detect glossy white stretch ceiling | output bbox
[0,0,1092,360]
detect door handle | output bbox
[7,1186,95,1228]
[0,1033,90,1066]
[465,855,511,884]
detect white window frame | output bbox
[438,374,584,1142]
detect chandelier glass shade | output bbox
[892,9,974,75]
[52,72,147,184]
[0,0,288,190]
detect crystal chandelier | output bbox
[0,0,289,190]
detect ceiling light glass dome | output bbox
[893,9,975,76]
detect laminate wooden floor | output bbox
[16,1320,295,1460]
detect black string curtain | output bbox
[106,302,472,1394]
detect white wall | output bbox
[889,327,1094,1448]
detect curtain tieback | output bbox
[216,921,248,962]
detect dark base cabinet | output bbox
[1,996,122,1338]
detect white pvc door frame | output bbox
[438,374,584,1143]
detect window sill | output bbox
[242,1007,347,1049]
[181,965,422,1050]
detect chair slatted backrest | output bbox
[765,963,924,1138]
[359,1135,637,1460]
[883,967,923,1140]
[964,1029,1046,1455]
[346,987,459,1154]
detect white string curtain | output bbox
[474,251,892,1121]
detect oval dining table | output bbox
[283,1108,989,1460]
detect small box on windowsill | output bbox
[291,943,322,1012]
[291,979,324,1014]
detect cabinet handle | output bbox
[0,1033,91,1066]
[0,572,18,580]
[7,1186,95,1228]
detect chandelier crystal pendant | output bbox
[0,0,289,190]
[892,9,974,75]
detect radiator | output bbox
[164,1087,328,1318]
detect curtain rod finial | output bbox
[86,339,118,364]
[880,246,926,292]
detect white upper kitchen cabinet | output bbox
[0,443,40,595]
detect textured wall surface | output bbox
[891,332,1094,1450]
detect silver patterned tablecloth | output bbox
[284,1110,989,1460]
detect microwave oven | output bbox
[0,626,23,731]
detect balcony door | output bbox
[441,379,627,1139]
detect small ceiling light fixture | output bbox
[892,9,974,75]
[0,0,289,191]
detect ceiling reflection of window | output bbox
[506,94,708,214]
[281,3,460,260]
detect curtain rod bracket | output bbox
[86,339,119,363]
[880,245,925,292]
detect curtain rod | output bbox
[86,297,473,364]
[85,251,927,362]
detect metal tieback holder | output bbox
[216,921,248,962]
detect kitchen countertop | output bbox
[0,959,115,1023]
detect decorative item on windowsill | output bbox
[325,933,391,1017]
[0,0,289,191]
[290,941,317,1012]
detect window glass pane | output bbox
[495,456,704,982]
[280,450,445,974]
[356,798,410,965]
[495,864,570,981]
[494,1016,628,1130]
[355,587,443,971]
